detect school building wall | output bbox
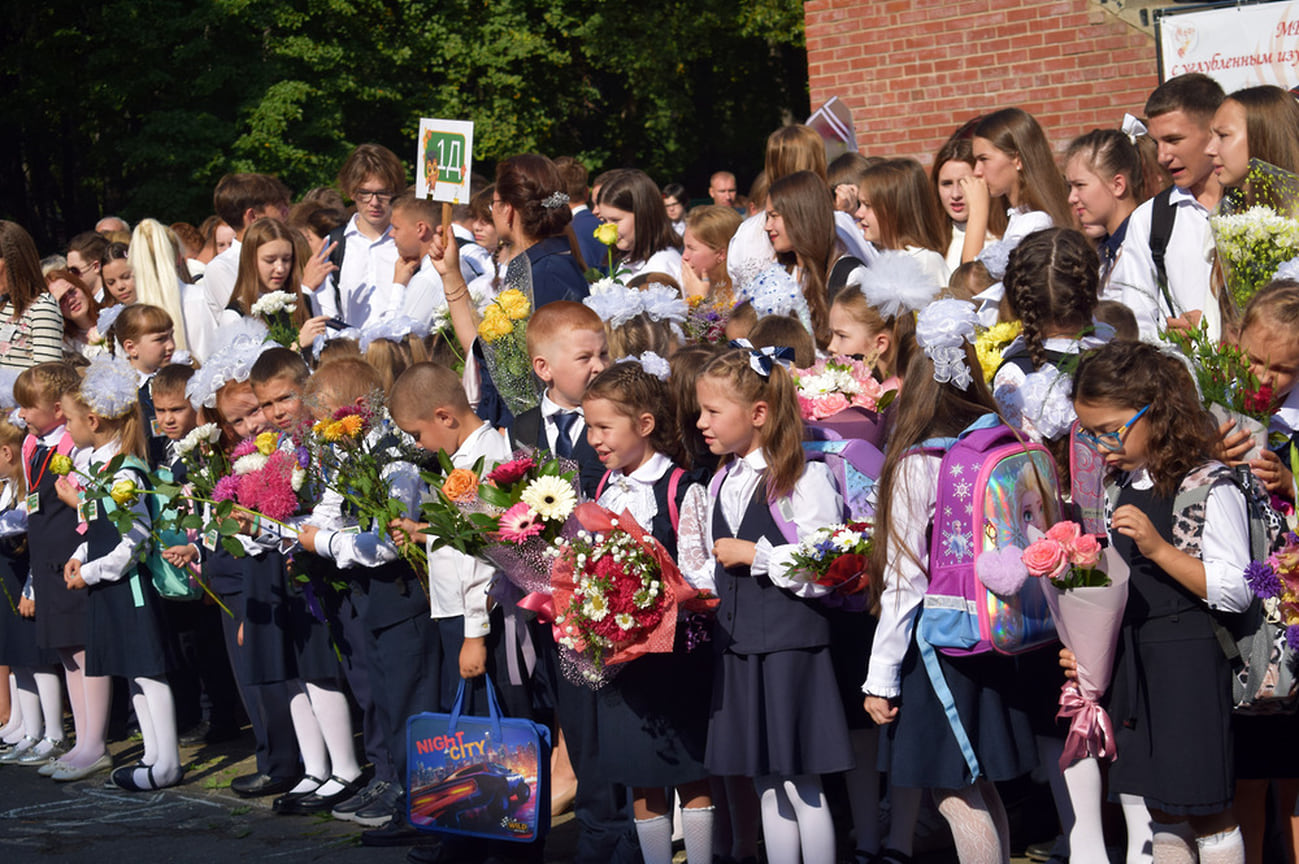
[804,0,1161,163]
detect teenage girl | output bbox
[686,346,852,864]
[863,307,1036,863]
[1207,85,1299,192]
[994,228,1101,397]
[1072,340,1249,862]
[226,218,329,350]
[960,107,1071,308]
[0,402,65,768]
[115,304,176,468]
[581,360,714,864]
[46,269,109,362]
[682,205,743,303]
[1063,129,1149,294]
[100,242,137,306]
[856,159,951,285]
[932,130,1004,272]
[58,356,183,790]
[764,170,853,348]
[597,169,685,282]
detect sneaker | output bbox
[352,782,404,828]
[360,816,439,847]
[332,778,392,821]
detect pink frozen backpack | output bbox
[916,415,1060,658]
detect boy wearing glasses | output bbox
[317,143,407,328]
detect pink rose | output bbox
[813,392,851,419]
[1045,521,1081,546]
[796,394,818,421]
[1022,538,1069,580]
[1069,533,1102,569]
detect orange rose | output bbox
[441,468,479,503]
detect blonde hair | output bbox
[684,205,743,299]
[306,357,386,409]
[363,338,412,394]
[390,362,471,420]
[129,218,190,352]
[0,418,27,497]
[829,288,915,378]
[15,362,82,408]
[67,390,147,461]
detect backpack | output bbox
[103,459,203,601]
[1155,464,1295,714]
[1070,420,1108,535]
[1147,186,1177,317]
[917,415,1060,658]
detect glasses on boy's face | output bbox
[353,189,393,204]
[1077,404,1149,452]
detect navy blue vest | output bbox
[711,484,831,654]
[509,406,604,500]
[26,443,80,582]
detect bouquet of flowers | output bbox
[975,321,1022,383]
[792,356,892,420]
[548,503,716,687]
[172,423,228,499]
[1022,520,1130,770]
[683,294,729,344]
[1168,322,1274,461]
[213,432,310,524]
[474,451,581,594]
[250,290,300,349]
[477,288,536,417]
[784,521,874,610]
[1211,159,1299,311]
[417,453,503,563]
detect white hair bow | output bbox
[1121,113,1148,145]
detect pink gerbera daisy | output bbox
[497,502,544,543]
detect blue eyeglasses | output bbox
[1077,404,1149,452]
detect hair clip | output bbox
[616,351,671,382]
[1121,113,1148,145]
[915,299,978,390]
[729,339,793,379]
[541,191,570,210]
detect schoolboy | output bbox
[1112,72,1225,341]
[388,193,449,327]
[508,300,609,498]
[281,357,439,842]
[149,365,243,745]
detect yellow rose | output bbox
[255,431,279,455]
[110,479,139,507]
[50,454,74,476]
[594,222,618,247]
[477,308,513,342]
[497,289,531,321]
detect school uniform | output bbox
[621,247,683,283]
[137,371,170,469]
[0,482,49,669]
[72,443,171,679]
[509,392,604,499]
[593,453,714,787]
[701,450,854,777]
[509,235,590,308]
[866,453,1037,789]
[971,207,1054,326]
[1107,465,1249,812]
[571,205,606,275]
[24,426,86,653]
[315,215,402,328]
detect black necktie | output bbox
[552,411,577,459]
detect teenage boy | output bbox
[554,157,606,274]
[388,193,448,328]
[1112,72,1226,341]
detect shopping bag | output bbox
[407,674,551,842]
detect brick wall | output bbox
[805,0,1160,163]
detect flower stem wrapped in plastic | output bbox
[1211,159,1299,311]
[477,288,536,417]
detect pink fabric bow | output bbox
[1056,681,1116,770]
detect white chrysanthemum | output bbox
[583,590,609,621]
[250,290,297,317]
[520,475,577,522]
[291,467,306,492]
[233,452,270,475]
[177,422,219,456]
[615,612,636,631]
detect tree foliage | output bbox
[1,0,807,249]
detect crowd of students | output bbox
[0,70,1298,864]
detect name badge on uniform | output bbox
[150,418,165,437]
[203,528,219,552]
[342,525,362,535]
[78,500,98,522]
[25,493,39,514]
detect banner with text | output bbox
[1158,1,1299,91]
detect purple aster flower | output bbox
[1245,560,1283,599]
[1286,624,1299,651]
[295,445,311,469]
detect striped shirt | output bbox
[0,292,65,370]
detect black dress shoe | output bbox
[361,817,440,847]
[278,775,365,814]
[230,772,300,798]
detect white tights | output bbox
[755,774,836,864]
[13,667,64,755]
[1061,757,1110,864]
[933,780,1011,864]
[58,647,111,769]
[130,676,181,786]
[286,679,361,795]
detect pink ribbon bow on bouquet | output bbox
[1057,681,1117,771]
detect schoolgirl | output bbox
[0,382,64,768]
[115,304,177,468]
[855,158,951,285]
[100,242,137,306]
[682,205,743,303]
[59,355,182,790]
[931,130,1003,272]
[580,359,714,864]
[15,361,111,781]
[863,301,1036,863]
[597,169,685,282]
[683,345,851,864]
[1063,128,1149,294]
[1072,340,1249,861]
[225,217,329,350]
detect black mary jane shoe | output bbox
[277,775,365,814]
[272,775,326,813]
[110,764,183,791]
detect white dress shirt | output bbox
[426,422,513,635]
[314,214,402,328]
[539,390,585,455]
[71,441,152,587]
[201,240,241,318]
[1110,186,1219,342]
[451,223,492,283]
[400,257,447,328]
[972,208,1054,327]
[624,247,684,283]
[904,245,951,287]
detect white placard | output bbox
[416,118,475,204]
[1158,0,1299,90]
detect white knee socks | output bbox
[1121,793,1155,864]
[681,805,715,864]
[634,813,674,864]
[132,676,180,787]
[1196,827,1244,864]
[1062,757,1109,864]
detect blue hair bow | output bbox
[729,339,794,378]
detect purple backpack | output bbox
[917,418,1059,658]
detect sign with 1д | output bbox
[417,118,475,204]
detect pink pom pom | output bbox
[976,546,1029,596]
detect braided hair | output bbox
[1004,228,1099,369]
